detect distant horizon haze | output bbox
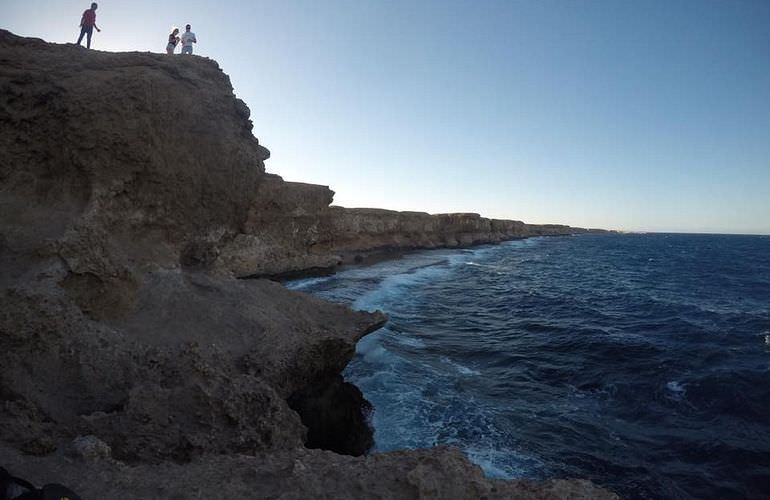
[2,0,769,234]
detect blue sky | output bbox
[3,1,769,233]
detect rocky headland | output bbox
[0,30,615,498]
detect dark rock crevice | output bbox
[239,263,339,282]
[287,375,374,457]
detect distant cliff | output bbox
[214,174,609,278]
[0,30,615,499]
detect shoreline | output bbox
[251,232,609,282]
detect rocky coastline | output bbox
[215,172,609,280]
[0,30,615,498]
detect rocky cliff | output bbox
[153,166,607,280]
[0,30,615,498]
[217,174,606,278]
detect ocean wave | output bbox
[439,356,481,376]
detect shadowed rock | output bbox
[288,374,374,456]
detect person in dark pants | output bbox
[76,2,101,48]
[166,28,180,54]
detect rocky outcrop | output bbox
[0,27,382,464]
[0,30,615,498]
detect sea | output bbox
[287,233,770,499]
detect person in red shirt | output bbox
[76,3,101,49]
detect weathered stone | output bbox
[0,444,617,499]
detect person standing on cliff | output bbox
[180,24,197,55]
[166,28,180,54]
[76,3,101,49]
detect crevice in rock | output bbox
[287,374,373,457]
[180,240,220,270]
[238,264,339,282]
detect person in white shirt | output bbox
[180,24,197,55]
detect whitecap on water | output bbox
[465,446,544,479]
[666,380,687,399]
[354,330,394,363]
[395,335,426,348]
[465,260,512,274]
[352,258,454,312]
[285,275,333,290]
[440,356,481,376]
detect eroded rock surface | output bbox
[0,30,615,498]
[0,444,616,500]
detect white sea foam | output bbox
[352,257,454,312]
[440,356,481,376]
[396,335,426,348]
[666,380,687,399]
[285,275,333,290]
[465,446,543,479]
[465,260,511,274]
[354,330,393,363]
[465,448,515,478]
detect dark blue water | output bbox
[288,234,770,499]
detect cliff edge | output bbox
[0,30,615,498]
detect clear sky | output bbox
[3,1,769,234]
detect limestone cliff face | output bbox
[0,30,615,498]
